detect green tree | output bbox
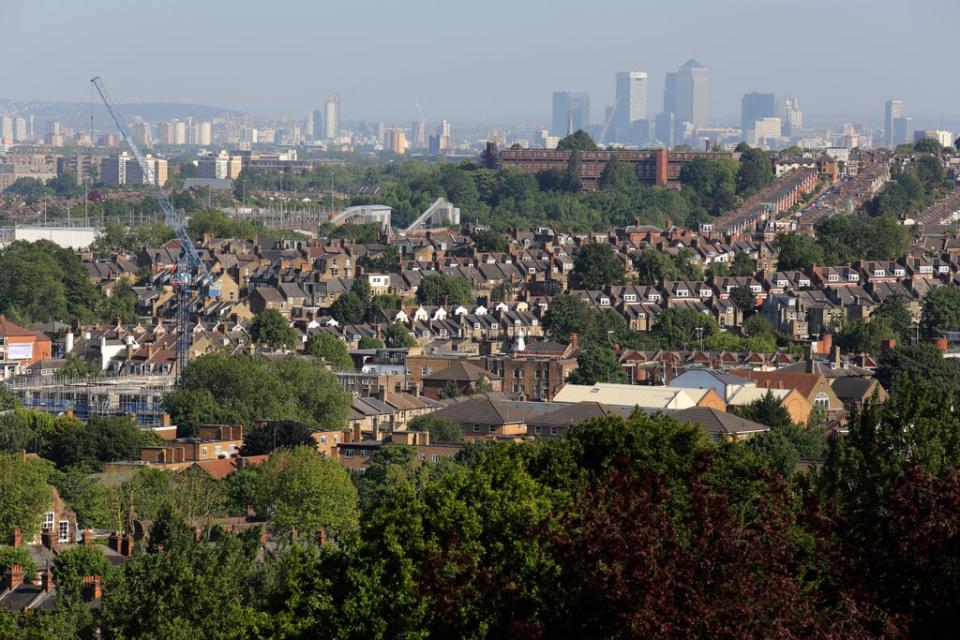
[563,150,583,192]
[254,446,359,539]
[97,278,139,323]
[53,545,111,604]
[651,308,718,350]
[728,251,757,277]
[383,323,416,348]
[0,546,37,578]
[408,414,463,442]
[573,242,625,289]
[679,157,739,217]
[598,155,639,192]
[873,294,912,343]
[556,129,598,152]
[473,228,509,252]
[241,420,316,456]
[543,292,594,342]
[775,232,824,270]
[735,146,774,195]
[358,335,385,349]
[0,452,53,538]
[53,468,113,529]
[330,291,367,324]
[875,344,960,393]
[305,333,353,370]
[166,353,351,431]
[0,240,99,324]
[416,273,473,306]
[920,286,960,339]
[0,386,19,412]
[249,309,295,349]
[914,138,945,154]
[568,345,626,385]
[729,284,757,318]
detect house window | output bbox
[43,512,55,532]
[59,520,70,543]
[419,453,426,462]
[215,446,223,455]
[489,425,498,434]
[814,392,830,409]
[550,427,559,436]
[345,449,354,458]
[473,424,480,433]
[421,367,432,376]
[533,426,542,434]
[320,436,328,445]
[432,454,441,463]
[201,447,209,457]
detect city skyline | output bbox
[1,0,957,128]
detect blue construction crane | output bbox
[91,76,219,378]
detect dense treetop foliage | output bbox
[163,353,351,437]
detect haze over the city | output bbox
[2,0,957,127]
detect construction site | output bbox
[6,374,175,428]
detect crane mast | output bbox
[91,76,218,378]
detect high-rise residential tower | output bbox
[551,92,591,138]
[676,59,708,128]
[612,71,648,144]
[884,100,904,148]
[324,97,338,139]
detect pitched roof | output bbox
[434,396,530,425]
[731,369,825,399]
[423,361,501,382]
[527,402,632,428]
[830,377,881,402]
[667,407,769,436]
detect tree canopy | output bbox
[164,353,351,434]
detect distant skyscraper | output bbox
[324,97,338,139]
[412,119,426,147]
[654,111,675,148]
[311,109,323,141]
[884,100,904,147]
[892,116,912,147]
[676,59,708,128]
[430,120,451,154]
[384,129,408,154]
[663,73,678,116]
[741,93,777,139]
[0,116,12,142]
[783,97,802,135]
[551,92,591,138]
[14,117,27,142]
[612,71,648,143]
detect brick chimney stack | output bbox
[41,566,54,592]
[81,576,102,601]
[6,564,24,590]
[10,528,21,549]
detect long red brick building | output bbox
[483,143,733,191]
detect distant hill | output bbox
[0,101,243,130]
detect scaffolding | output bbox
[5,374,176,427]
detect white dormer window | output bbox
[828,274,839,282]
[750,285,761,293]
[873,270,884,277]
[776,279,787,287]
[624,294,637,302]
[799,279,811,287]
[700,289,711,298]
[676,289,688,297]
[474,323,481,330]
[895,268,905,276]
[600,297,610,306]
[491,322,499,329]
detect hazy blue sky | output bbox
[3,0,957,128]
